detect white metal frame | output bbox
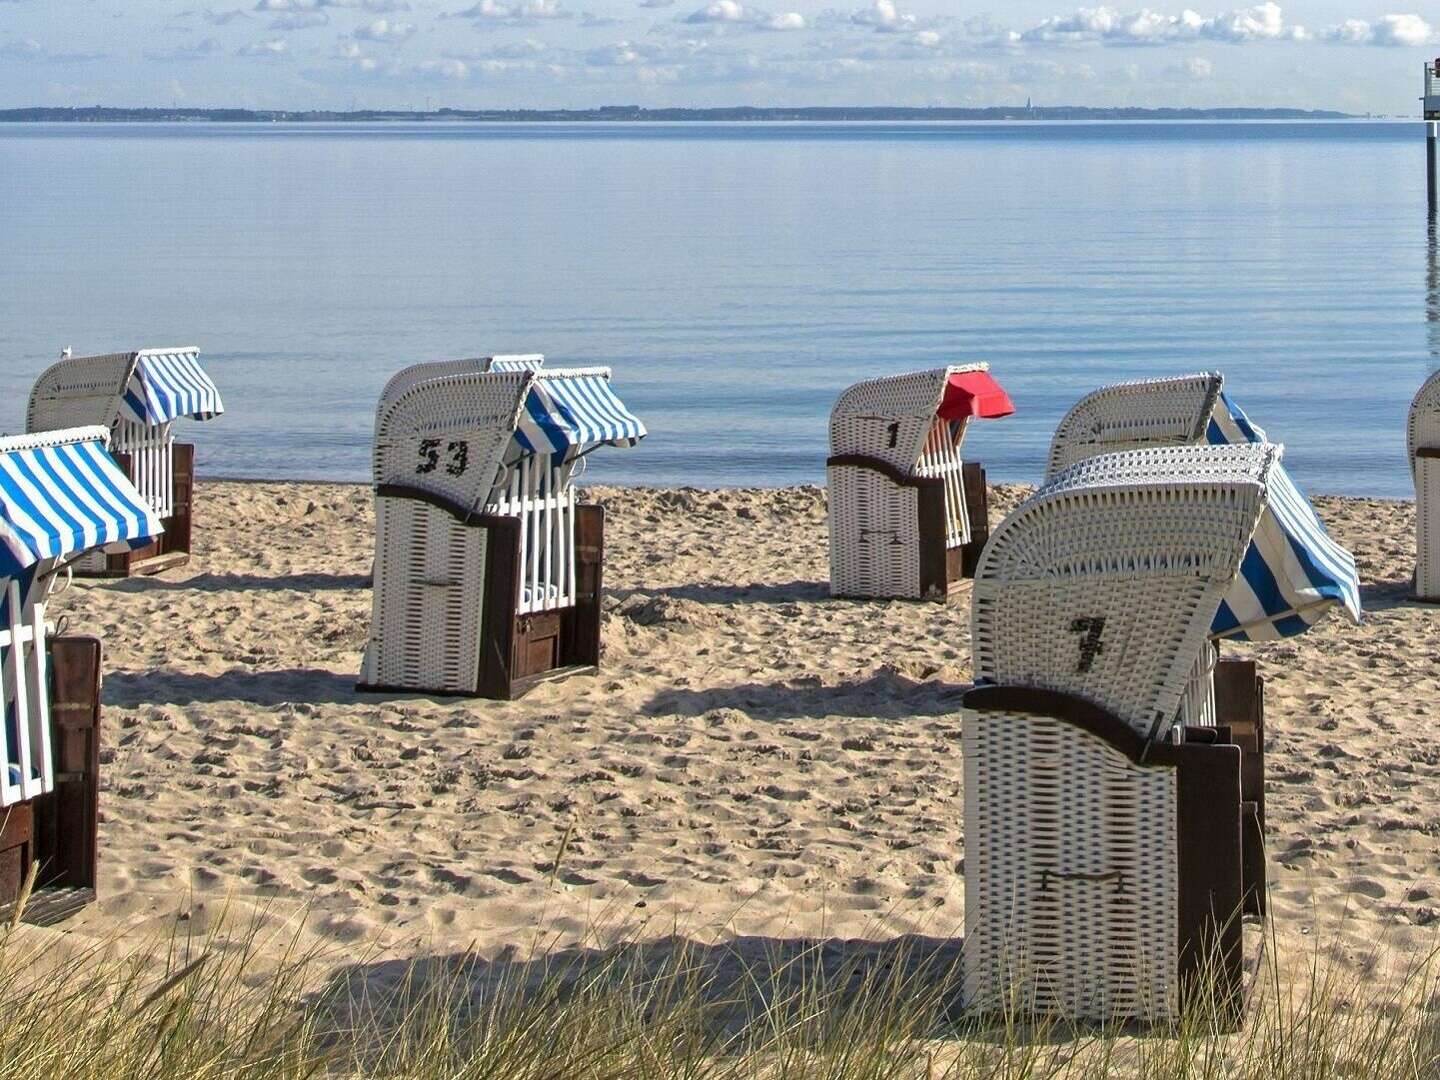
[487,452,579,614]
[0,579,54,809]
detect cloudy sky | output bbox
[0,1,1435,112]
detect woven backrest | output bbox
[829,365,988,474]
[373,371,532,512]
[27,351,138,433]
[378,356,545,414]
[1046,373,1224,478]
[1409,369,1440,474]
[973,442,1273,740]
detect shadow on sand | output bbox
[99,572,371,595]
[1358,577,1427,614]
[311,932,967,1047]
[104,667,370,708]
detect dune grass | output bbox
[0,901,1434,1079]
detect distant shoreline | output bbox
[0,105,1359,124]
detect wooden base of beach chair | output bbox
[78,443,195,579]
[359,498,605,701]
[477,504,605,700]
[1215,658,1266,917]
[963,685,1251,1025]
[0,636,102,926]
[828,457,991,600]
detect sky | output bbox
[0,1,1436,112]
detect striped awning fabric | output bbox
[0,429,164,577]
[1207,393,1362,641]
[488,355,545,372]
[513,373,646,454]
[119,349,224,425]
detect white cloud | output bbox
[451,0,570,20]
[683,1,804,30]
[1020,3,1304,46]
[1322,14,1433,46]
[1173,55,1213,77]
[849,0,915,32]
[255,0,406,10]
[355,17,416,40]
[417,57,470,77]
[237,36,289,55]
[639,0,674,6]
[0,38,107,62]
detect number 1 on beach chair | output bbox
[827,366,1013,600]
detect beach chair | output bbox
[377,355,545,414]
[27,348,223,577]
[359,363,645,700]
[964,443,1284,1023]
[1045,373,1362,922]
[1408,370,1440,599]
[1046,372,1222,476]
[827,366,1013,600]
[0,427,163,923]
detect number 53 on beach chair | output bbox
[359,359,645,700]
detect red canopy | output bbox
[938,370,1015,422]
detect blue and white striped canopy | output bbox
[0,432,164,577]
[119,349,224,426]
[488,355,544,372]
[513,374,646,454]
[1207,394,1362,641]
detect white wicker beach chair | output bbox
[359,363,645,700]
[377,355,545,415]
[963,442,1279,1024]
[26,347,223,577]
[0,426,162,924]
[1047,372,1224,477]
[1408,370,1440,599]
[827,365,1013,600]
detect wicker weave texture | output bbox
[962,709,1178,1022]
[373,371,530,503]
[378,356,545,414]
[362,497,488,693]
[829,365,985,469]
[973,443,1273,741]
[1409,373,1440,597]
[827,462,922,597]
[1418,456,1440,599]
[827,366,986,599]
[27,352,137,433]
[1046,373,1223,478]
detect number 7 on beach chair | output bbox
[0,426,163,924]
[359,361,645,700]
[1040,373,1361,932]
[964,442,1289,1024]
[827,366,1014,600]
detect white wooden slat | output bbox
[26,599,51,796]
[7,581,35,802]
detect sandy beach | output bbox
[26,479,1440,999]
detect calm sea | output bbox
[0,120,1433,496]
